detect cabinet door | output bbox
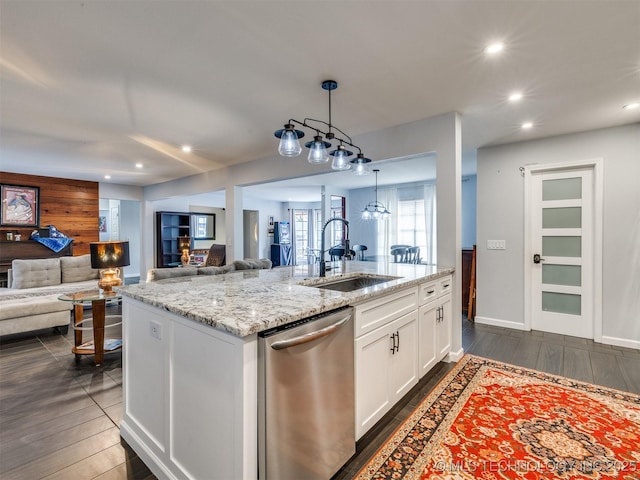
[389,311,419,401]
[355,324,393,439]
[437,294,452,360]
[418,301,438,377]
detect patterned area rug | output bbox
[357,355,640,479]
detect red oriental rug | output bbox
[356,355,640,480]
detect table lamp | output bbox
[90,241,130,292]
[178,236,191,265]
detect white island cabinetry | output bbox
[418,274,453,376]
[121,300,257,480]
[354,287,419,439]
[118,263,455,480]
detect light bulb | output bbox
[331,148,351,171]
[352,161,370,175]
[361,209,371,220]
[307,136,330,164]
[278,129,302,157]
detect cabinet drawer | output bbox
[419,281,438,305]
[354,287,418,338]
[438,275,452,297]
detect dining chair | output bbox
[205,244,226,266]
[352,244,368,260]
[390,246,409,263]
[328,246,346,260]
[406,246,421,264]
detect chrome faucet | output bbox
[319,217,350,277]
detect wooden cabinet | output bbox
[155,211,190,268]
[461,249,474,312]
[418,275,452,377]
[355,309,418,439]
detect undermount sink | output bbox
[312,275,400,292]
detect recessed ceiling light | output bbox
[485,42,504,55]
[521,122,533,130]
[135,163,143,169]
[509,92,523,102]
[181,145,192,153]
[104,175,111,180]
[623,102,639,110]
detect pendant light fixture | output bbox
[274,80,372,171]
[351,153,372,176]
[361,169,391,220]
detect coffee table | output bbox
[58,290,122,365]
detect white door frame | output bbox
[523,158,604,342]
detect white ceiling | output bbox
[1,1,639,201]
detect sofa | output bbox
[0,255,100,336]
[146,258,272,282]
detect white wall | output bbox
[348,187,380,254]
[120,200,142,280]
[99,184,144,281]
[189,205,226,251]
[477,123,640,345]
[243,196,283,259]
[99,183,144,201]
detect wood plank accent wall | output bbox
[0,172,99,256]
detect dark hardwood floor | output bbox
[333,317,640,479]
[1,311,639,480]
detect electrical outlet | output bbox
[149,321,162,340]
[487,240,506,250]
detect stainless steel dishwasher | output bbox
[258,306,355,480]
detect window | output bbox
[293,209,309,265]
[376,184,436,264]
[397,199,426,253]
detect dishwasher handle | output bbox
[270,315,351,350]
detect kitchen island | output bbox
[118,261,456,480]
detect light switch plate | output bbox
[487,240,506,250]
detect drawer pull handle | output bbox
[443,284,450,288]
[427,289,435,294]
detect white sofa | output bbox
[146,258,272,282]
[0,255,99,336]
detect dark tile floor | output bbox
[1,312,638,480]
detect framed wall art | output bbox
[1,184,40,227]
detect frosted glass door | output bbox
[531,168,593,338]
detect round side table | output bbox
[58,290,122,365]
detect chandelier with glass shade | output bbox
[361,169,391,220]
[274,80,372,175]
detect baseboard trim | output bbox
[601,335,640,351]
[447,348,464,363]
[474,317,639,350]
[474,316,527,331]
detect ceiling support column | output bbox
[226,186,244,263]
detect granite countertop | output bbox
[118,261,454,338]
